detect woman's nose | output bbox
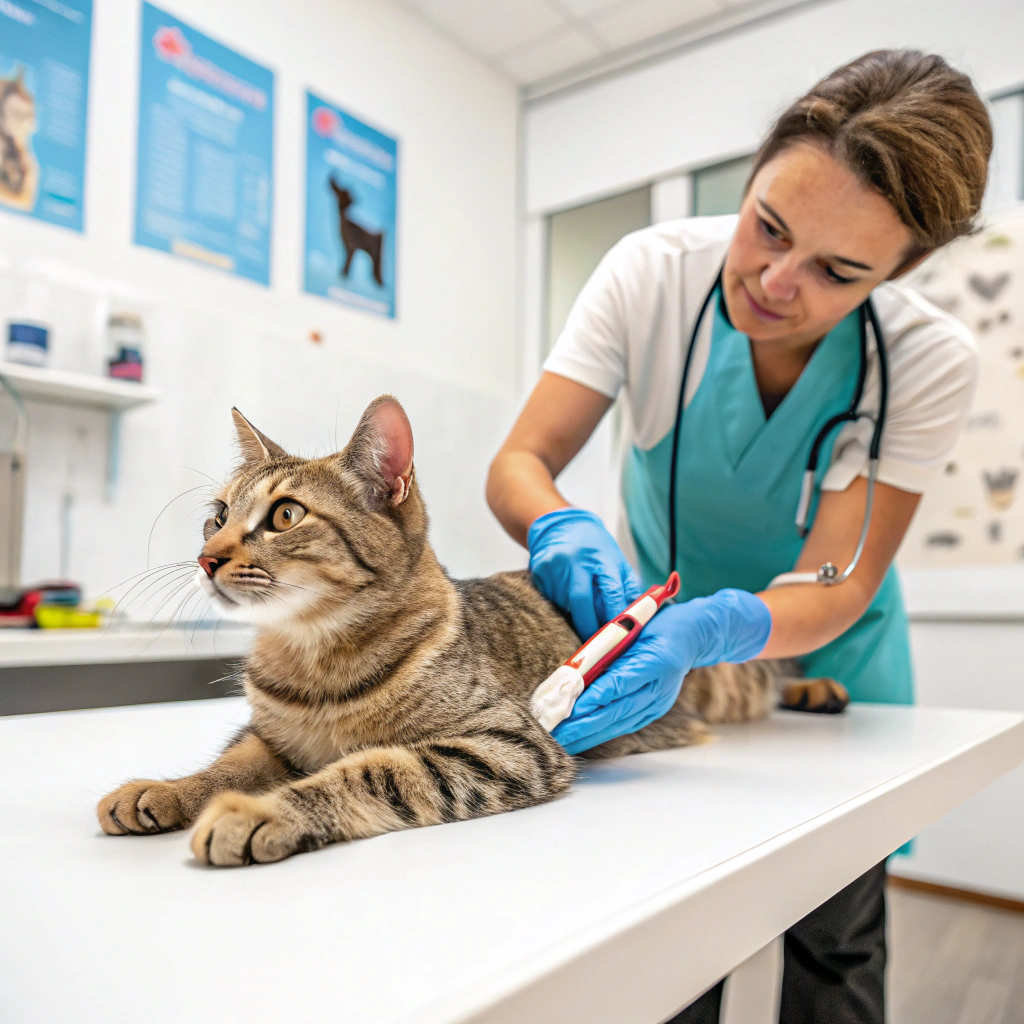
[761,259,800,304]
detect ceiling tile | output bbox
[417,0,565,58]
[552,0,624,16]
[498,26,602,82]
[590,0,722,50]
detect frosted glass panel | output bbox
[986,91,1024,212]
[546,186,650,353]
[692,155,754,217]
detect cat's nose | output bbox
[198,556,228,579]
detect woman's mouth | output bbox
[742,285,785,323]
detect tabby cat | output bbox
[97,396,847,866]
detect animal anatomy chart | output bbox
[304,91,398,318]
[900,205,1024,567]
[0,0,91,231]
[134,4,274,285]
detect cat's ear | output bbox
[231,408,287,465]
[342,395,414,508]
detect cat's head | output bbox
[196,395,427,630]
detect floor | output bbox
[888,885,1024,1024]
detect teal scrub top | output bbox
[622,290,913,706]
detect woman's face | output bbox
[723,142,917,347]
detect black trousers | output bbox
[668,861,887,1024]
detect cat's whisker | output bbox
[182,465,219,485]
[100,560,196,598]
[114,567,197,622]
[135,581,204,657]
[126,574,199,636]
[147,484,213,569]
[269,579,320,596]
[190,598,219,657]
[108,565,197,618]
[111,574,198,658]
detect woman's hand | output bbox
[552,589,772,755]
[528,507,643,640]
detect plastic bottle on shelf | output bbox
[6,321,49,366]
[5,278,51,367]
[106,312,145,382]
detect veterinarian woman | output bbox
[487,51,991,1024]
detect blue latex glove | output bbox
[551,588,772,755]
[528,507,644,641]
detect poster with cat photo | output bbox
[304,91,398,318]
[0,0,91,231]
[134,4,274,285]
[899,205,1024,567]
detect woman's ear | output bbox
[342,395,415,508]
[231,408,288,465]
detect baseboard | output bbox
[887,874,1024,914]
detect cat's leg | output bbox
[682,662,780,724]
[97,729,291,836]
[778,676,850,714]
[686,660,849,717]
[191,726,575,866]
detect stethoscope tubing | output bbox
[667,265,888,589]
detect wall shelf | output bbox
[0,361,158,412]
[0,362,159,503]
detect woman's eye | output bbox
[824,264,855,285]
[270,501,306,531]
[759,217,784,241]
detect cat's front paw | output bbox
[780,678,850,715]
[98,779,189,835]
[191,790,313,867]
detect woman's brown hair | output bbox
[750,50,993,261]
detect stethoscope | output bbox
[667,268,889,589]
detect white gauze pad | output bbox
[531,664,586,732]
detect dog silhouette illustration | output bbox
[329,177,384,287]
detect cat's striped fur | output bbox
[97,396,847,866]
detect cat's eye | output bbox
[270,500,306,532]
[214,504,228,529]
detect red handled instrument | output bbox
[566,571,681,686]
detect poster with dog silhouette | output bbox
[304,91,397,318]
[900,205,1024,567]
[0,0,91,231]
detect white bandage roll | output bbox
[531,664,586,732]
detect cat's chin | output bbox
[194,566,312,627]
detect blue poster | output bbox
[304,91,398,318]
[0,0,91,231]
[135,4,273,285]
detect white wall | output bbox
[892,619,1024,899]
[0,0,524,607]
[525,0,1024,214]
